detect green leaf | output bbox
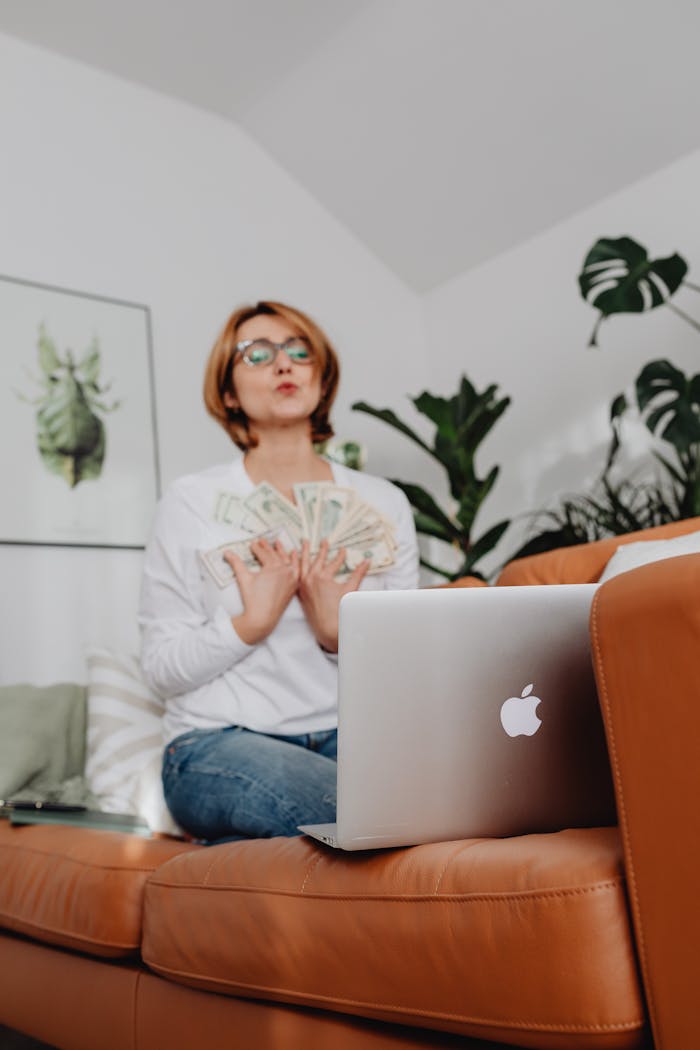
[462,518,510,571]
[352,402,433,458]
[412,391,456,440]
[389,480,459,542]
[578,237,688,346]
[636,359,685,410]
[456,394,510,453]
[418,556,453,579]
[455,466,500,533]
[635,358,700,453]
[454,375,479,429]
[603,391,629,473]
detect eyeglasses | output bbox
[233,337,315,367]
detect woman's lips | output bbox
[276,383,299,394]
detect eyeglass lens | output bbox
[243,339,313,366]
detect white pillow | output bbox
[598,527,700,584]
[85,647,182,836]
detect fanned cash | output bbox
[203,482,397,586]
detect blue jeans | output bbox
[162,725,337,843]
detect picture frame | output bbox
[0,274,160,549]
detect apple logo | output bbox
[500,683,542,738]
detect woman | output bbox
[139,300,419,842]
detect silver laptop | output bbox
[299,585,616,850]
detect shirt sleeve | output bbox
[138,485,254,699]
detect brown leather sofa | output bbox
[1,517,698,1050]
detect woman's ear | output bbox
[223,390,239,411]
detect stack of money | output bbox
[201,482,397,587]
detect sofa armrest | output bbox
[590,553,700,1050]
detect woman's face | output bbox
[224,313,323,433]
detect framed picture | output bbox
[0,274,160,549]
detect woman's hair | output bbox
[203,300,340,451]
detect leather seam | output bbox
[133,969,142,1050]
[142,962,645,1032]
[0,843,178,874]
[590,592,657,1036]
[433,840,488,893]
[143,878,624,903]
[300,852,324,893]
[0,910,138,951]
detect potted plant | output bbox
[353,376,511,580]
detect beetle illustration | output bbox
[17,324,120,488]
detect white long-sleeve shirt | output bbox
[138,456,419,744]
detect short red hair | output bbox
[203,300,340,451]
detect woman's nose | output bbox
[274,351,293,372]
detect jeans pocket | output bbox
[162,729,209,782]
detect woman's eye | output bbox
[249,346,273,364]
[287,343,311,361]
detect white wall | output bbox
[0,33,427,684]
[5,34,700,683]
[424,148,700,575]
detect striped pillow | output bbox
[85,648,181,836]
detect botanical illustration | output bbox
[17,324,120,488]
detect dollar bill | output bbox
[201,480,397,586]
[333,538,395,576]
[293,481,332,544]
[200,528,295,587]
[312,486,358,551]
[244,482,304,543]
[213,490,265,531]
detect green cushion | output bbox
[0,682,88,800]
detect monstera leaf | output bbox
[579,237,688,347]
[635,359,700,455]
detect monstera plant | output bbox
[612,358,700,518]
[353,376,511,580]
[511,233,700,562]
[579,236,700,347]
[511,359,700,561]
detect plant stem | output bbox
[665,301,700,334]
[588,314,603,348]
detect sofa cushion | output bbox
[143,828,646,1049]
[496,516,700,586]
[0,682,89,801]
[0,823,198,957]
[597,527,700,583]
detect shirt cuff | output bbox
[213,604,256,661]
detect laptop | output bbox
[298,584,616,850]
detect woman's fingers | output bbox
[223,549,249,580]
[327,546,347,574]
[346,558,371,590]
[250,541,289,567]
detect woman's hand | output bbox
[225,538,300,645]
[297,539,370,653]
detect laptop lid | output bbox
[332,584,615,850]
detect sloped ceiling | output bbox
[1,0,699,291]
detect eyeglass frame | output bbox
[232,336,315,368]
